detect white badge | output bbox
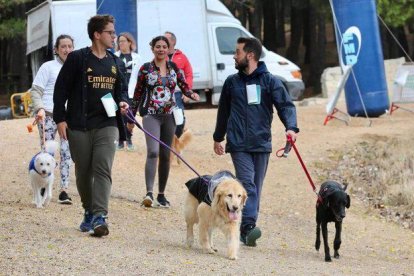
[173,108,184,125]
[101,93,118,117]
[246,84,261,105]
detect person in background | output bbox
[115,32,141,151]
[53,14,129,237]
[30,34,74,205]
[164,31,193,139]
[127,35,199,208]
[213,37,299,247]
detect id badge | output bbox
[246,84,261,105]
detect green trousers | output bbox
[68,126,118,216]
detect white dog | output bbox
[29,140,58,208]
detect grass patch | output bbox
[315,135,414,229]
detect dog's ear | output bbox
[211,186,223,208]
[346,194,351,208]
[241,190,247,207]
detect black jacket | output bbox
[213,61,299,153]
[53,47,128,130]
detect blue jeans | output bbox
[174,91,186,138]
[230,152,270,233]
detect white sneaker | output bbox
[141,194,153,207]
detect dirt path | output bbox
[1,100,413,275]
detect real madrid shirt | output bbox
[86,54,117,129]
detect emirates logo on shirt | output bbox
[88,75,116,89]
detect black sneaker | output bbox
[58,191,72,205]
[156,194,170,208]
[90,215,109,237]
[141,192,154,207]
[240,226,262,247]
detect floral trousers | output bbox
[37,115,72,189]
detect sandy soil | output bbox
[1,99,413,275]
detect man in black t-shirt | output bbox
[54,15,129,238]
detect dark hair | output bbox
[237,37,262,61]
[54,34,74,55]
[87,14,115,41]
[149,35,170,49]
[117,32,137,51]
[164,31,176,43]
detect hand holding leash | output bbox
[276,132,296,158]
[35,108,45,123]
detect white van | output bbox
[27,0,304,104]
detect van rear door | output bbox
[208,23,249,104]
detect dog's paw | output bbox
[186,239,194,248]
[315,241,320,251]
[228,255,238,260]
[334,251,340,259]
[325,256,332,262]
[203,248,215,254]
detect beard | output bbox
[235,57,248,71]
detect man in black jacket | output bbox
[53,14,129,237]
[213,37,299,247]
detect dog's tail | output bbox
[43,140,59,156]
[179,129,193,147]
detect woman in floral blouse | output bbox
[129,35,199,208]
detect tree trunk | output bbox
[308,5,326,95]
[286,4,306,63]
[263,0,277,51]
[380,24,390,59]
[236,3,248,27]
[248,0,263,40]
[275,0,285,48]
[388,26,409,59]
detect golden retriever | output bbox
[184,174,247,260]
[171,128,193,165]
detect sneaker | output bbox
[90,215,109,237]
[116,143,125,151]
[155,194,170,208]
[126,143,136,152]
[141,193,154,207]
[58,191,72,205]
[79,211,94,232]
[240,226,262,247]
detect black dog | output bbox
[315,181,350,262]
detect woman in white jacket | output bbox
[115,32,141,151]
[29,34,74,204]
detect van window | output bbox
[216,27,265,58]
[216,27,248,55]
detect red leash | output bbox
[277,136,322,203]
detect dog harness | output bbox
[29,152,53,177]
[185,170,236,206]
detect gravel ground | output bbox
[1,100,413,275]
